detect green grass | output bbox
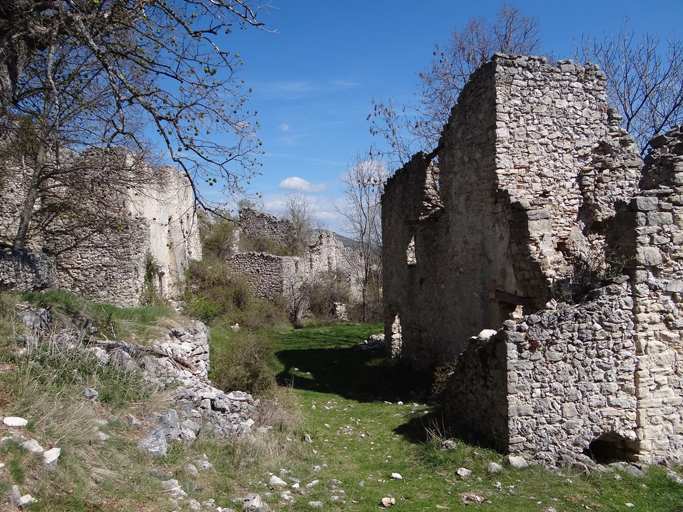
[3,287,683,511]
[266,322,683,512]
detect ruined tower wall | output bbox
[444,283,639,464]
[0,154,200,307]
[382,54,642,372]
[622,128,683,463]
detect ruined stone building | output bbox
[382,54,683,465]
[226,209,362,305]
[0,150,201,307]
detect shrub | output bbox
[183,260,287,328]
[298,271,350,321]
[209,320,275,395]
[551,252,626,304]
[201,216,237,260]
[140,252,166,307]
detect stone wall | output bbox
[227,216,362,304]
[227,252,296,300]
[614,126,683,463]
[383,52,683,465]
[0,249,56,291]
[383,54,642,372]
[444,283,639,465]
[238,208,291,247]
[0,151,200,307]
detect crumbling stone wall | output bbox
[0,153,200,307]
[444,283,639,465]
[383,52,683,464]
[383,54,642,372]
[227,217,362,304]
[43,215,151,307]
[615,126,683,463]
[227,252,298,300]
[238,208,291,247]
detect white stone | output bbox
[18,495,37,506]
[505,455,528,469]
[269,475,287,487]
[21,439,44,453]
[390,472,403,480]
[43,447,61,464]
[477,329,498,341]
[457,467,472,478]
[3,417,28,427]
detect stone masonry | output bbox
[227,211,362,304]
[0,151,200,307]
[383,53,683,465]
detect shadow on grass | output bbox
[273,323,431,404]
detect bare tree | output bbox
[282,191,319,257]
[575,22,683,153]
[0,0,269,249]
[369,4,544,168]
[337,154,388,322]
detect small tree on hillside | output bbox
[282,191,320,256]
[337,154,388,323]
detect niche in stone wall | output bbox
[584,432,639,464]
[407,237,417,265]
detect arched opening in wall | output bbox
[584,432,639,464]
[407,237,417,265]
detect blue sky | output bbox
[208,0,683,234]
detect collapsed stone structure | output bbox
[382,54,683,465]
[0,150,200,306]
[226,209,362,304]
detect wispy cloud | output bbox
[257,80,360,100]
[278,123,290,131]
[279,176,327,193]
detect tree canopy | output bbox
[0,0,269,249]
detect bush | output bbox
[347,276,383,323]
[298,271,350,322]
[201,216,237,260]
[209,320,275,395]
[140,253,167,307]
[183,260,287,328]
[551,252,626,304]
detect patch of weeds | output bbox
[7,457,26,484]
[551,251,628,304]
[22,289,83,316]
[210,322,276,395]
[7,345,159,410]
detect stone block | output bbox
[632,197,659,211]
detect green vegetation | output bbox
[17,289,174,343]
[268,323,683,512]
[1,286,683,510]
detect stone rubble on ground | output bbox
[354,333,385,352]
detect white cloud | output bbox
[279,123,290,131]
[279,176,327,193]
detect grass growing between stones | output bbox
[269,322,683,512]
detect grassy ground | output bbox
[270,323,683,512]
[1,290,683,511]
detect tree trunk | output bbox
[13,156,43,250]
